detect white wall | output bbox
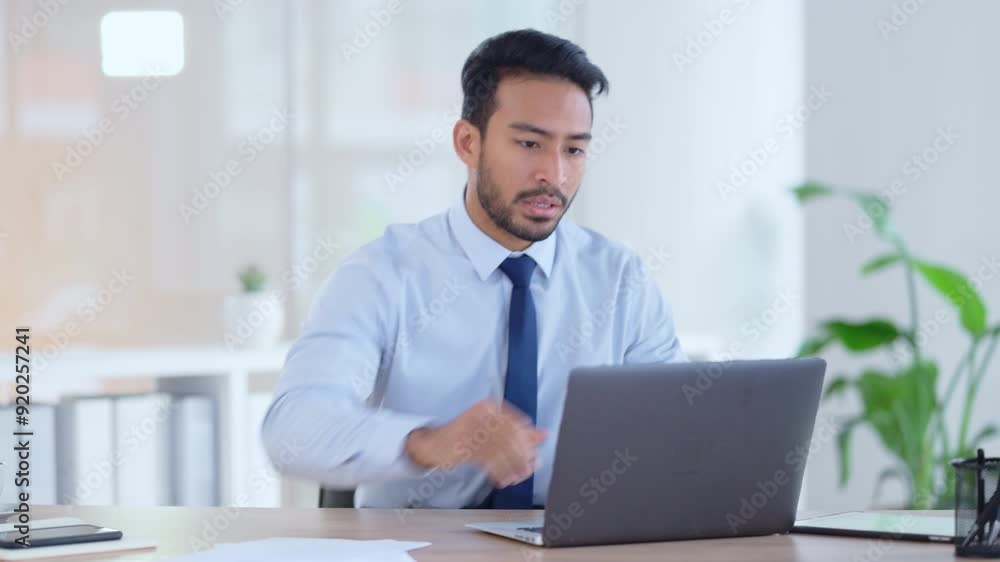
[578,0,806,361]
[803,0,1000,510]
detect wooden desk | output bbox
[33,506,957,561]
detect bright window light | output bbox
[100,11,185,77]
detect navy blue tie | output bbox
[490,255,538,509]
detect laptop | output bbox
[466,358,827,547]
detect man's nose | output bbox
[533,151,568,188]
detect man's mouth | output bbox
[519,195,562,219]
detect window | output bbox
[100,11,185,77]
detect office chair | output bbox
[318,487,355,508]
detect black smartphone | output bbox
[0,525,123,549]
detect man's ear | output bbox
[453,119,481,168]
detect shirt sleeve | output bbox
[621,253,689,364]
[260,254,435,488]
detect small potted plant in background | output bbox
[223,265,286,349]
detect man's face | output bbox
[474,75,593,243]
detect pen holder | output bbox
[952,449,1000,558]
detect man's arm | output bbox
[621,253,688,364]
[260,255,434,488]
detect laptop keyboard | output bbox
[517,526,544,534]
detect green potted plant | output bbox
[223,265,285,349]
[793,181,999,509]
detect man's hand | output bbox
[405,399,546,488]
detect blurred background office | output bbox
[0,0,997,513]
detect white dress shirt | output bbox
[261,194,687,507]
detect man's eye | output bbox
[568,147,585,156]
[518,140,539,149]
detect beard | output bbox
[475,154,574,243]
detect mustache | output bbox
[515,187,568,206]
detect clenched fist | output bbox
[405,399,547,488]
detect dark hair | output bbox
[460,29,609,133]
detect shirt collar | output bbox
[448,189,556,282]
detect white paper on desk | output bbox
[170,537,431,562]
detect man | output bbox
[262,29,686,509]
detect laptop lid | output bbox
[541,358,826,547]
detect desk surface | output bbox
[32,506,957,561]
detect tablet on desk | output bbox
[792,512,954,543]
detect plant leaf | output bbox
[797,335,833,357]
[792,182,834,203]
[823,319,902,352]
[836,418,863,487]
[851,193,894,240]
[856,370,905,460]
[824,376,853,400]
[855,362,938,478]
[913,260,987,336]
[861,253,902,276]
[951,426,999,473]
[970,424,999,448]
